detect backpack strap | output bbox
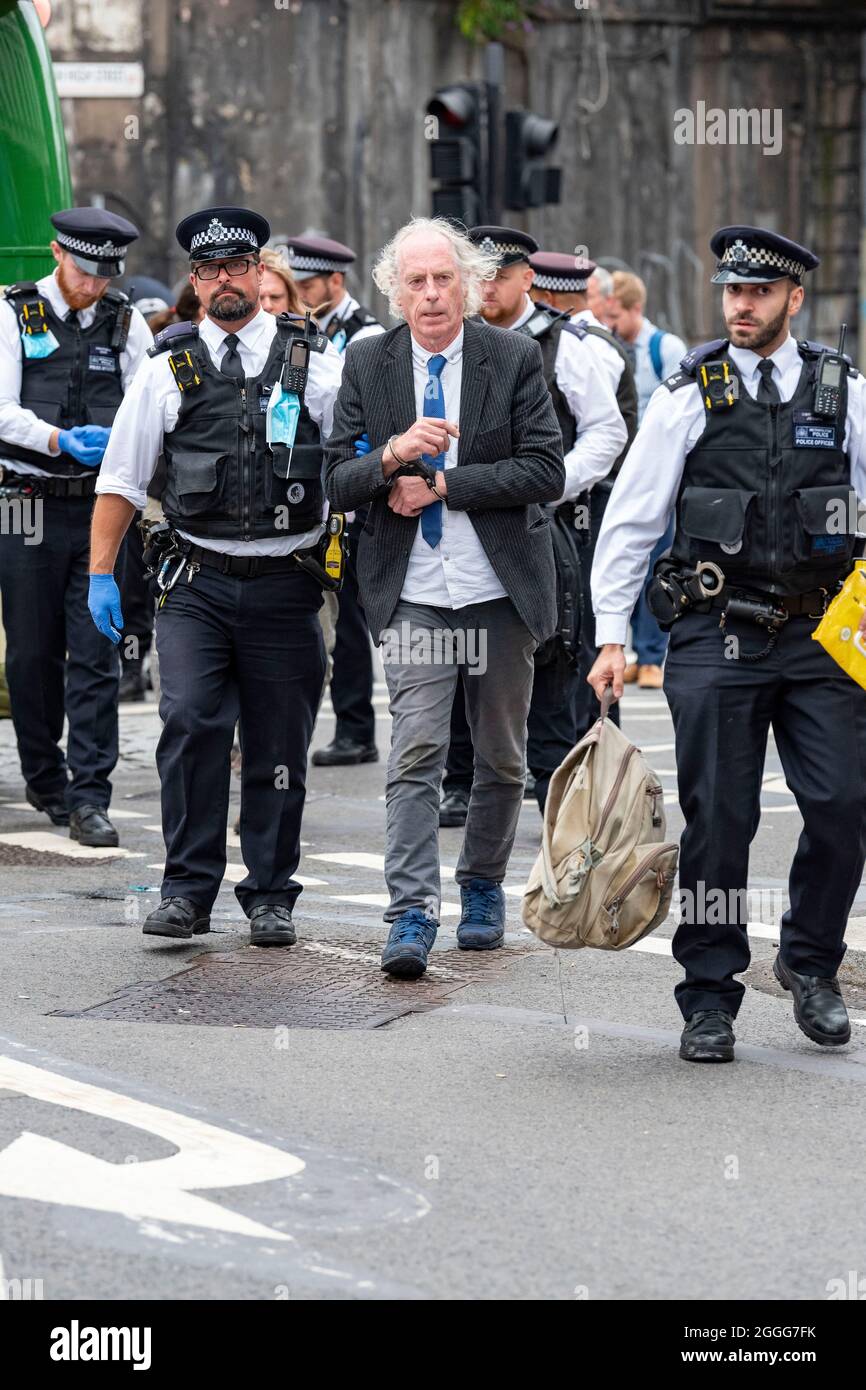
[648,328,666,381]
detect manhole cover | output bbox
[52,939,536,1030]
[0,842,121,868]
[744,954,866,1009]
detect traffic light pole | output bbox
[484,42,504,224]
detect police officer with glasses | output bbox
[89,206,343,947]
[589,226,866,1063]
[0,208,150,846]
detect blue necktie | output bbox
[420,353,447,549]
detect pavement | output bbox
[1,676,865,1302]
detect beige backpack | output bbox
[522,690,679,950]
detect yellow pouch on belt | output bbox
[812,561,866,690]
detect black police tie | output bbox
[66,309,79,328]
[220,333,244,380]
[757,358,781,405]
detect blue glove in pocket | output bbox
[21,329,60,359]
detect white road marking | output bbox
[0,832,137,860]
[308,851,455,882]
[144,864,326,888]
[639,743,676,753]
[330,893,460,916]
[0,1056,302,1241]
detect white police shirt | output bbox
[96,308,344,556]
[317,292,384,350]
[570,307,627,397]
[0,270,153,474]
[591,332,866,646]
[511,296,626,503]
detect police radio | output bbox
[813,324,847,419]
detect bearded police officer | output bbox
[530,250,637,743]
[0,208,151,846]
[589,225,866,1062]
[89,206,344,946]
[442,227,626,816]
[287,234,386,768]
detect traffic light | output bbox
[426,83,488,224]
[504,109,561,211]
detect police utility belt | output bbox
[140,516,347,605]
[0,467,97,499]
[647,558,837,661]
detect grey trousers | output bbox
[381,598,536,922]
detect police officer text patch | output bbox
[793,411,836,448]
[87,345,119,374]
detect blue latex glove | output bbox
[58,425,109,467]
[354,432,371,457]
[88,574,124,644]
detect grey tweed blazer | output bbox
[323,316,565,644]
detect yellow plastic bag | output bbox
[812,561,866,690]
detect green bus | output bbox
[0,0,72,713]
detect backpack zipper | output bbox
[604,843,678,938]
[595,743,637,839]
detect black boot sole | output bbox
[143,920,210,939]
[250,931,296,947]
[773,958,851,1046]
[312,749,379,766]
[679,1043,735,1063]
[381,954,428,979]
[70,827,120,848]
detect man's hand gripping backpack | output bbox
[522,689,679,949]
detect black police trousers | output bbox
[0,491,119,809]
[154,562,325,915]
[330,515,376,745]
[664,607,866,1020]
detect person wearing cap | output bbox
[287,234,386,770]
[324,216,565,979]
[530,249,638,745]
[439,227,626,819]
[88,206,344,948]
[0,207,151,846]
[588,225,866,1063]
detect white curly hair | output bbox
[372,216,500,320]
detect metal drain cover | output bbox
[53,940,535,1030]
[744,954,866,1009]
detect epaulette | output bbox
[798,339,857,376]
[147,320,200,357]
[665,338,728,392]
[3,281,39,301]
[275,313,327,353]
[516,304,572,342]
[562,320,587,341]
[102,287,130,307]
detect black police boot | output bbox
[439,786,470,828]
[26,784,70,827]
[118,657,147,703]
[249,904,296,947]
[143,896,211,939]
[679,1009,736,1063]
[69,804,119,848]
[312,736,378,767]
[773,954,851,1046]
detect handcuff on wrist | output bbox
[385,452,445,499]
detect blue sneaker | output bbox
[381,908,438,978]
[457,878,506,950]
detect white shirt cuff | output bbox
[594,614,629,647]
[94,473,148,511]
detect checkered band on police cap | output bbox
[288,253,343,274]
[56,233,125,260]
[720,238,806,282]
[190,217,260,254]
[532,270,589,292]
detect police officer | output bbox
[530,250,637,742]
[286,234,385,767]
[589,225,866,1061]
[88,206,344,946]
[0,208,151,845]
[442,227,626,815]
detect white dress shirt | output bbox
[511,296,626,503]
[317,291,384,349]
[400,325,508,608]
[592,332,866,646]
[0,269,153,474]
[570,307,627,397]
[632,316,687,421]
[96,307,344,556]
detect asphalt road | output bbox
[1,674,865,1302]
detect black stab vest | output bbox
[1,283,127,474]
[156,317,324,540]
[668,343,856,595]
